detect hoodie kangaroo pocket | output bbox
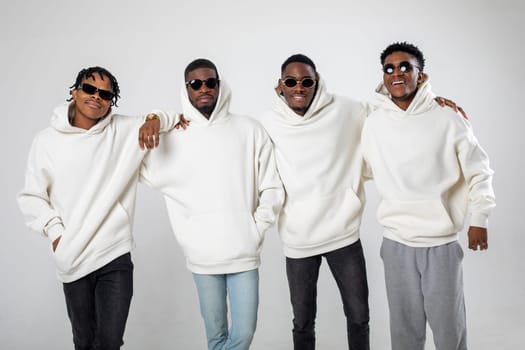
[53,202,131,274]
[377,198,458,242]
[280,189,363,247]
[178,211,263,265]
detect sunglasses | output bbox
[185,78,219,91]
[281,77,316,88]
[383,61,421,75]
[77,83,115,101]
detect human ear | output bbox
[276,79,283,95]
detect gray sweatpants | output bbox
[380,238,467,350]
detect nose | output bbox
[91,92,102,100]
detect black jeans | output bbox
[63,253,134,350]
[286,240,370,350]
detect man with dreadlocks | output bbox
[17,66,176,349]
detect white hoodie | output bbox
[362,78,496,247]
[140,81,284,274]
[259,77,369,258]
[18,103,175,282]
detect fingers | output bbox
[458,106,469,120]
[139,126,160,149]
[468,229,488,251]
[443,99,459,112]
[52,236,61,252]
[174,117,190,130]
[435,97,445,107]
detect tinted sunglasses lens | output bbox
[383,64,395,74]
[399,62,412,73]
[189,80,203,90]
[283,79,298,88]
[204,78,218,89]
[80,84,113,100]
[98,90,114,101]
[81,83,97,94]
[301,78,315,88]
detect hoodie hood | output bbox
[50,103,114,134]
[180,80,232,126]
[272,75,334,126]
[374,74,436,116]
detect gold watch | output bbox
[145,113,160,121]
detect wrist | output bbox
[145,113,160,122]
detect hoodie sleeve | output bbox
[150,109,181,132]
[17,136,65,242]
[253,131,285,234]
[455,117,496,228]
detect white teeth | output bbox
[392,81,404,85]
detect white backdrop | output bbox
[2,1,524,349]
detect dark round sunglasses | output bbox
[185,78,219,91]
[78,83,115,101]
[383,61,421,75]
[281,77,316,88]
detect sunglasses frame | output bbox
[78,83,115,101]
[281,77,316,89]
[185,78,220,91]
[382,61,421,75]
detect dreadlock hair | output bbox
[380,42,426,71]
[281,54,317,75]
[67,66,121,106]
[184,58,220,81]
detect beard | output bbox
[197,103,216,118]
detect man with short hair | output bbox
[140,58,284,350]
[17,66,174,349]
[361,42,496,350]
[259,54,371,350]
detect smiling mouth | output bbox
[391,81,405,86]
[291,94,307,100]
[85,100,102,109]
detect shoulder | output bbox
[332,95,368,119]
[110,113,144,130]
[231,114,271,140]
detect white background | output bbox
[2,1,524,349]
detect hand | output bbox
[175,114,190,130]
[468,226,488,251]
[52,236,61,252]
[434,96,469,120]
[139,119,161,149]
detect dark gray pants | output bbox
[63,253,134,350]
[381,238,467,350]
[286,240,370,350]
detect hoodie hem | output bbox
[56,240,134,283]
[283,233,360,258]
[186,258,260,275]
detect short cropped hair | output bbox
[380,42,425,71]
[184,58,220,81]
[68,66,120,106]
[281,54,317,75]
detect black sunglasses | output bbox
[383,61,421,75]
[185,78,219,91]
[77,83,115,101]
[281,77,316,88]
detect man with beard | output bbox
[140,58,284,350]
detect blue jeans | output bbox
[286,240,370,350]
[193,269,259,350]
[63,253,133,350]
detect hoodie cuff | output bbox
[470,213,489,228]
[45,221,65,242]
[255,220,271,236]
